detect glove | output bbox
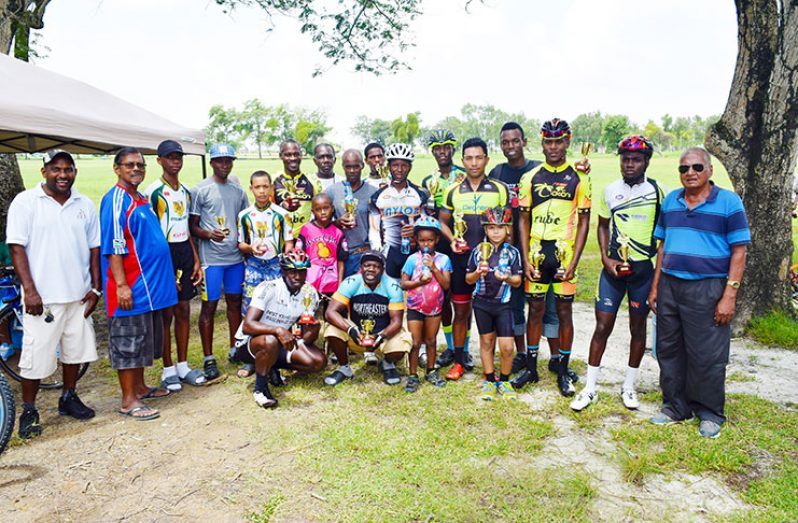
[373,334,386,348]
[347,326,361,341]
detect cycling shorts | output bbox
[594,260,654,315]
[525,240,577,301]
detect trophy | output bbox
[477,241,494,273]
[452,211,468,252]
[215,216,230,237]
[342,181,358,227]
[554,240,573,280]
[528,241,544,280]
[426,178,440,212]
[360,318,376,348]
[279,176,299,222]
[175,269,183,292]
[616,234,633,276]
[576,142,592,173]
[378,164,390,182]
[297,284,316,325]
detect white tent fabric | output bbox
[0,53,205,155]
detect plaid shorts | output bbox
[108,310,164,370]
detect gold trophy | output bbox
[528,240,545,280]
[297,284,316,325]
[576,142,592,173]
[215,216,230,236]
[343,196,358,225]
[175,269,183,292]
[426,178,440,212]
[377,164,390,183]
[616,234,633,276]
[477,241,494,270]
[452,211,468,252]
[554,240,573,280]
[360,318,376,348]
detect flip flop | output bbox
[236,363,255,379]
[139,387,171,400]
[118,406,160,421]
[179,368,207,386]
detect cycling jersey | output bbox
[143,178,191,243]
[237,203,293,261]
[518,162,591,242]
[297,220,348,294]
[489,160,541,241]
[331,273,404,334]
[420,165,465,209]
[368,182,428,249]
[442,176,509,248]
[401,250,452,315]
[273,172,322,238]
[237,278,319,339]
[467,242,523,305]
[598,177,664,262]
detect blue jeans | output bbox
[343,251,363,279]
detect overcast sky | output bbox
[33,0,738,146]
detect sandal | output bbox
[118,405,160,421]
[161,374,182,392]
[139,387,171,400]
[236,363,255,379]
[180,368,207,386]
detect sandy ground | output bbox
[0,302,794,522]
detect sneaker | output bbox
[570,390,598,411]
[620,389,639,410]
[405,375,420,393]
[445,362,465,381]
[649,412,693,425]
[463,351,475,371]
[480,380,497,401]
[511,353,527,374]
[204,358,221,381]
[381,361,401,386]
[510,368,538,389]
[364,352,378,366]
[699,420,722,439]
[496,381,518,401]
[253,390,277,409]
[548,358,579,383]
[58,390,95,420]
[435,349,454,368]
[424,369,446,387]
[557,375,575,397]
[18,406,42,439]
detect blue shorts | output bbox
[201,262,245,301]
[242,257,281,314]
[594,261,654,316]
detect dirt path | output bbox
[0,303,794,522]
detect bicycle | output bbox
[0,371,14,455]
[0,267,89,389]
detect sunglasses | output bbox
[118,162,146,170]
[678,163,705,174]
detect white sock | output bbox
[162,365,177,379]
[338,364,354,378]
[623,366,639,392]
[585,365,600,394]
[176,361,190,379]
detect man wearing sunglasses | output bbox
[648,147,750,439]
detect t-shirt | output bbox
[325,180,378,251]
[467,242,523,305]
[598,177,665,262]
[442,176,509,249]
[237,203,293,261]
[273,172,323,238]
[190,177,250,266]
[297,221,349,294]
[369,182,428,249]
[143,178,191,243]
[654,183,750,280]
[316,173,343,192]
[401,250,452,315]
[518,163,591,243]
[420,165,466,210]
[6,185,100,304]
[100,185,178,317]
[331,273,404,334]
[489,159,541,242]
[247,278,320,330]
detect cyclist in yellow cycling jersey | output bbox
[517,119,591,397]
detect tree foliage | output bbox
[423,104,539,151]
[352,115,392,145]
[599,115,633,152]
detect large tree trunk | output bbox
[705,0,798,333]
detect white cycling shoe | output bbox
[570,390,598,411]
[621,389,639,410]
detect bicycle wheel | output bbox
[0,352,90,390]
[0,372,15,455]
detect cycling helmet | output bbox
[279,248,311,270]
[481,207,513,226]
[385,143,415,163]
[414,215,442,234]
[617,135,654,158]
[427,129,457,149]
[540,118,572,141]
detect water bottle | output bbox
[498,247,511,274]
[421,248,432,279]
[401,216,412,254]
[0,342,12,361]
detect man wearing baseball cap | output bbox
[189,144,249,381]
[7,149,101,438]
[323,249,411,386]
[143,140,205,391]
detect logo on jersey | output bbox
[172,201,185,217]
[534,183,573,199]
[533,213,562,226]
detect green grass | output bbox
[747,310,798,350]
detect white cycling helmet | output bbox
[385,143,415,163]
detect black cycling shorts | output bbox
[234,336,289,370]
[473,301,514,337]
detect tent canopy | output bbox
[0,53,205,156]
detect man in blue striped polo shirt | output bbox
[648,147,750,439]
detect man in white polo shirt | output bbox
[6,149,102,439]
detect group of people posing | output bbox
[7,117,750,441]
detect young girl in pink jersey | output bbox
[297,194,348,306]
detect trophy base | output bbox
[616,265,634,277]
[555,269,567,280]
[297,315,316,325]
[360,337,376,348]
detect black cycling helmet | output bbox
[427,129,457,149]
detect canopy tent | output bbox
[0,53,205,159]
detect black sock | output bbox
[559,351,571,377]
[500,373,509,382]
[426,367,436,374]
[484,371,495,382]
[454,346,464,365]
[255,372,269,393]
[23,402,36,411]
[60,388,74,400]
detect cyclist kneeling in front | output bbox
[235,248,326,408]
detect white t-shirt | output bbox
[316,173,343,192]
[6,184,100,303]
[235,278,319,338]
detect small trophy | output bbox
[215,216,230,236]
[452,211,469,252]
[577,142,592,173]
[477,241,494,274]
[426,178,440,212]
[343,182,358,227]
[297,284,316,325]
[616,234,633,276]
[528,241,544,280]
[378,164,390,182]
[175,269,183,292]
[279,176,299,223]
[554,240,573,280]
[360,318,376,348]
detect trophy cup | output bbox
[342,182,358,227]
[297,284,316,325]
[377,164,390,186]
[452,211,468,252]
[577,142,593,173]
[477,242,494,282]
[175,269,183,292]
[554,240,573,280]
[279,176,299,223]
[616,234,634,276]
[215,216,230,237]
[426,178,440,212]
[360,318,376,348]
[528,241,544,280]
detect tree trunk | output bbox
[706,0,798,333]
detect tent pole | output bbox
[201,154,207,179]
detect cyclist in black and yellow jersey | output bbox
[517,119,591,397]
[439,137,509,381]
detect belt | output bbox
[350,246,370,255]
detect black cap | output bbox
[360,249,386,267]
[157,140,184,157]
[42,149,74,166]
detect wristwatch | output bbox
[727,280,740,289]
[90,288,103,297]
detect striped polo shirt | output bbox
[653,183,750,280]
